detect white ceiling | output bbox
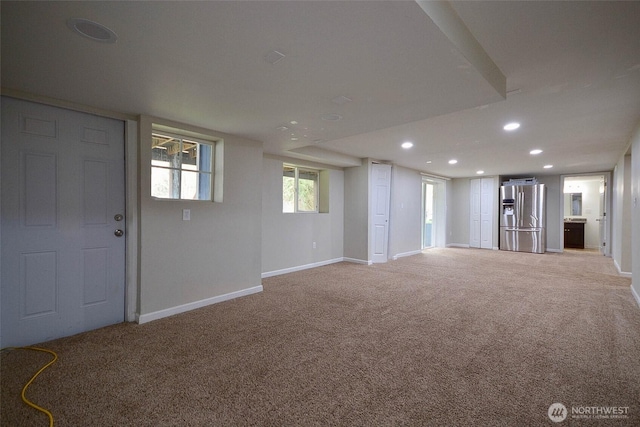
[2,1,639,178]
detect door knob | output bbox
[114,229,124,237]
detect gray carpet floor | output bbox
[2,248,639,426]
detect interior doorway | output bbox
[422,177,446,249]
[561,174,609,255]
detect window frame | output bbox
[283,164,320,213]
[151,130,214,201]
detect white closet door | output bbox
[469,179,481,248]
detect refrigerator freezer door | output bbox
[500,227,546,254]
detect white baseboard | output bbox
[447,243,470,248]
[614,259,633,277]
[391,250,422,260]
[343,257,372,265]
[136,285,263,324]
[262,258,344,278]
[546,248,563,253]
[492,246,499,251]
[631,285,640,309]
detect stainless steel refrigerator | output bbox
[499,184,546,253]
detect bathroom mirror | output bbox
[570,193,582,216]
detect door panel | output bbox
[1,97,126,347]
[370,163,391,263]
[469,179,481,248]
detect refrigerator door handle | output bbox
[517,191,524,227]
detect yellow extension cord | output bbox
[3,346,58,427]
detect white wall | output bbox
[612,154,632,274]
[389,166,422,258]
[138,116,263,317]
[536,175,562,252]
[344,162,370,262]
[630,121,640,303]
[449,178,471,247]
[261,156,344,275]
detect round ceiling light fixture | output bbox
[530,149,543,155]
[543,164,554,169]
[503,122,520,131]
[476,170,485,175]
[67,18,117,43]
[448,159,458,165]
[401,141,413,149]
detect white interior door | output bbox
[371,163,391,263]
[470,177,494,249]
[1,97,126,347]
[469,178,481,248]
[598,177,607,255]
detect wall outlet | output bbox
[182,209,191,221]
[312,241,316,249]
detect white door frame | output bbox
[422,177,447,249]
[560,172,611,256]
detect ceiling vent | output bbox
[321,113,343,121]
[331,95,352,106]
[264,50,286,65]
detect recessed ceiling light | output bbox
[67,18,117,43]
[543,164,553,169]
[426,161,432,164]
[476,170,485,175]
[291,137,298,141]
[290,121,298,125]
[401,141,413,149]
[503,122,520,131]
[321,113,342,121]
[530,149,543,155]
[448,159,458,165]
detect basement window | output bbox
[151,131,214,200]
[283,165,319,213]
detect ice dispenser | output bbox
[502,198,515,216]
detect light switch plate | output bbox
[183,209,191,221]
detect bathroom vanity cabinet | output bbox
[564,221,585,249]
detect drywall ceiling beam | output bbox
[416,0,506,99]
[286,146,363,167]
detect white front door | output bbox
[371,163,391,263]
[1,97,126,347]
